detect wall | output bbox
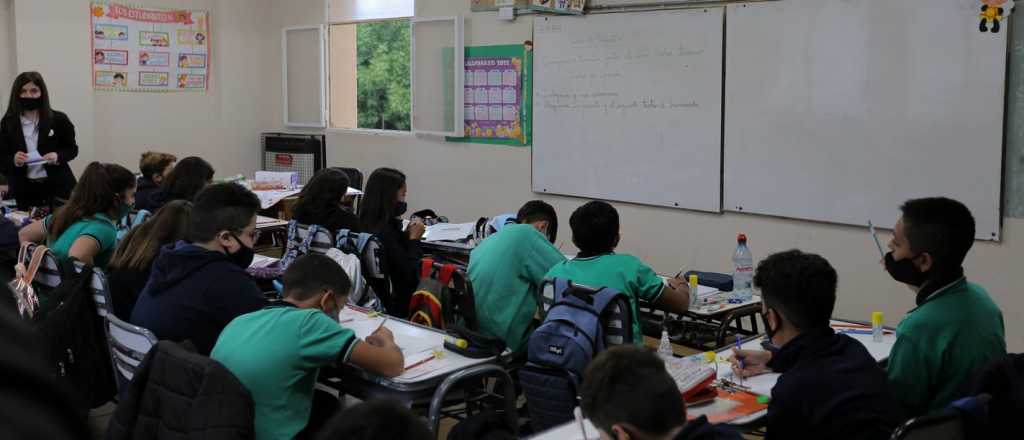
[10,0,276,177]
[271,0,1024,352]
[0,0,15,108]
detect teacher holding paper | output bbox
[0,72,78,209]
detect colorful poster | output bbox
[530,0,585,14]
[90,2,211,92]
[447,44,532,146]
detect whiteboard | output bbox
[532,9,724,212]
[724,0,1006,240]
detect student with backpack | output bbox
[107,200,192,320]
[729,250,902,440]
[212,254,404,440]
[468,200,565,354]
[130,182,265,355]
[135,156,213,212]
[357,167,424,317]
[134,151,176,209]
[292,167,360,232]
[544,201,690,345]
[18,161,136,267]
[581,345,742,440]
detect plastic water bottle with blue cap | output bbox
[731,234,754,303]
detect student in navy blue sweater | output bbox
[130,182,265,355]
[730,250,902,440]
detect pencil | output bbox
[404,354,436,371]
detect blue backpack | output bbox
[526,278,633,380]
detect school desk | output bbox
[328,306,516,437]
[531,318,898,438]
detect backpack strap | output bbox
[335,229,351,250]
[23,245,48,286]
[421,258,435,279]
[355,232,371,253]
[438,264,457,286]
[299,224,318,254]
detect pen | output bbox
[868,220,885,259]
[374,316,389,333]
[674,264,689,279]
[404,353,436,371]
[735,334,745,386]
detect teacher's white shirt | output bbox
[20,115,47,179]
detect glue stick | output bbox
[871,311,884,343]
[688,274,699,309]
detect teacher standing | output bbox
[0,72,78,210]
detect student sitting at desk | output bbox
[136,156,213,212]
[18,162,136,267]
[212,254,403,440]
[468,200,564,354]
[581,345,741,440]
[729,250,901,440]
[107,200,192,321]
[130,183,265,355]
[358,167,424,317]
[544,201,689,345]
[882,197,1005,416]
[292,167,359,232]
[134,151,176,211]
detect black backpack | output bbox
[35,260,116,409]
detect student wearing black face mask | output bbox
[358,167,423,318]
[130,182,266,355]
[882,197,1005,417]
[729,250,901,440]
[0,72,79,209]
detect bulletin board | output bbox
[90,2,211,92]
[447,44,532,146]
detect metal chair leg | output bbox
[428,364,516,438]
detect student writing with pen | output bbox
[728,250,901,440]
[212,254,404,440]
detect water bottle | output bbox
[732,234,754,302]
[658,325,673,359]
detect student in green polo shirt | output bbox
[211,254,404,440]
[545,201,690,345]
[18,162,137,268]
[468,200,565,354]
[883,197,1005,417]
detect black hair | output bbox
[899,197,976,271]
[4,72,53,123]
[189,183,260,243]
[516,200,558,243]
[292,168,351,225]
[162,156,215,201]
[283,254,352,301]
[580,345,685,438]
[315,398,432,440]
[358,168,406,233]
[570,201,619,256]
[753,250,838,331]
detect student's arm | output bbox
[67,236,102,265]
[18,220,47,244]
[347,326,404,377]
[653,278,691,315]
[886,334,933,417]
[525,232,567,285]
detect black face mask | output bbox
[764,308,781,346]
[395,201,408,217]
[228,233,255,269]
[19,97,41,111]
[884,251,929,287]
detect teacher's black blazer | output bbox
[0,110,79,199]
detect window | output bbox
[330,20,411,131]
[326,0,463,136]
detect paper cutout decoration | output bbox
[980,0,1014,33]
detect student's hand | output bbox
[13,152,28,167]
[729,348,772,378]
[366,325,396,347]
[42,153,58,164]
[667,276,689,294]
[408,220,426,240]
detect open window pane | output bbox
[411,17,463,136]
[329,20,411,130]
